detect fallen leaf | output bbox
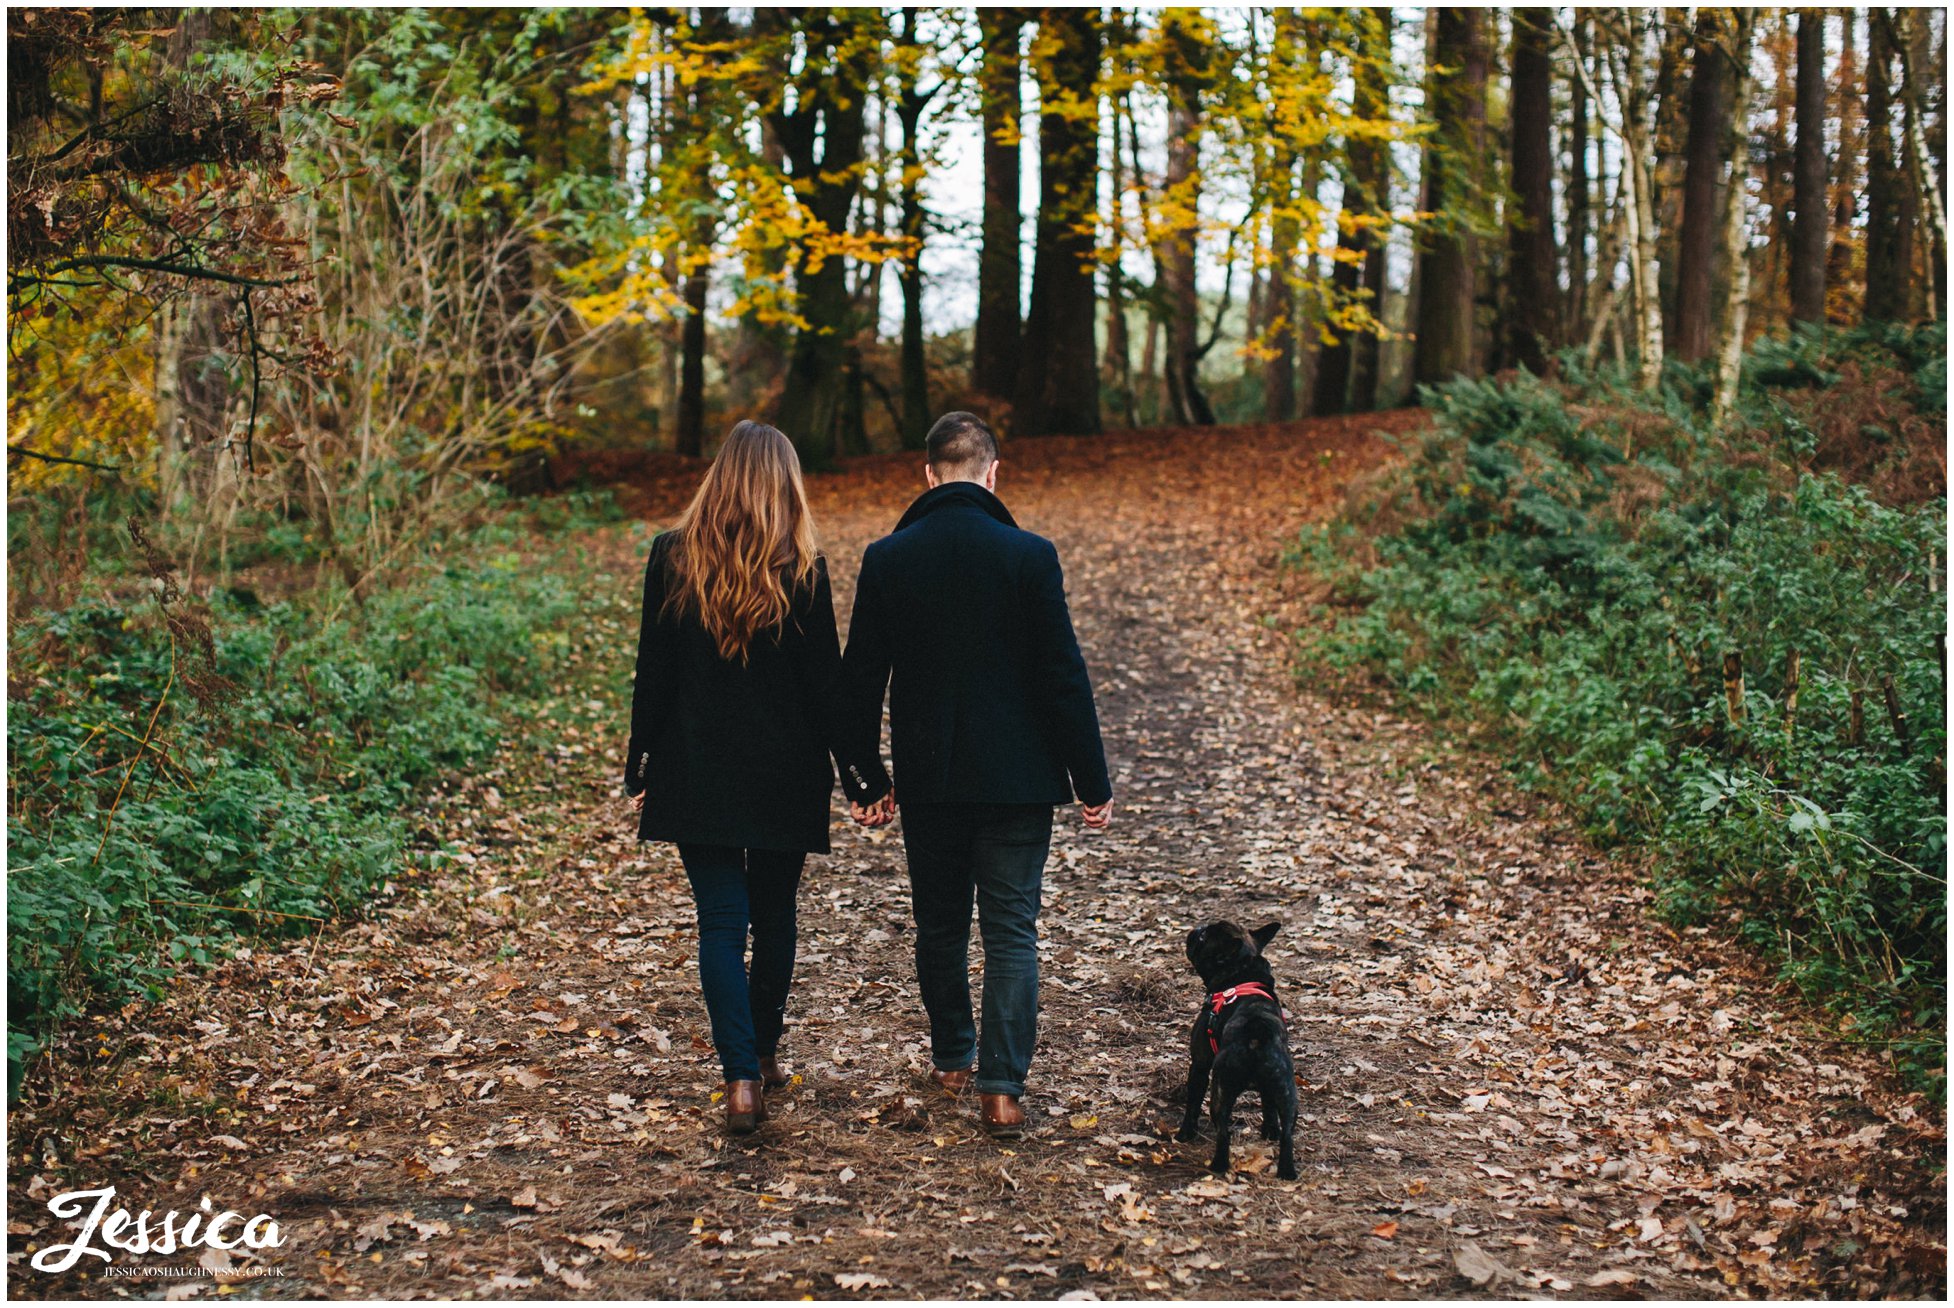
[1453,1242,1512,1288]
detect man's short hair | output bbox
[925,411,999,478]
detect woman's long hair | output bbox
[663,420,819,663]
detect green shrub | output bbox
[6,502,622,1092]
[1295,326,1946,1091]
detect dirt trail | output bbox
[9,415,1944,1300]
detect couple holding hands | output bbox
[624,412,1112,1137]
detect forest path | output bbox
[9,415,1941,1300]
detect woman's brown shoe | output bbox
[759,1056,789,1090]
[980,1093,1025,1138]
[725,1080,766,1134]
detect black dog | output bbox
[1177,920,1298,1180]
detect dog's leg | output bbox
[1260,1092,1281,1141]
[1177,1056,1211,1143]
[1275,1071,1300,1181]
[1207,1081,1239,1176]
[1177,1017,1210,1143]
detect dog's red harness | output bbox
[1206,981,1277,1054]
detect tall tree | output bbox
[1267,10,1305,421]
[1158,9,1218,426]
[1714,10,1758,419]
[1790,9,1829,325]
[1505,7,1559,372]
[1863,9,1908,320]
[1015,8,1102,437]
[1348,7,1393,413]
[1567,13,1592,337]
[1828,10,1864,309]
[892,10,942,449]
[1674,8,1736,362]
[762,10,877,463]
[1412,7,1487,389]
[974,9,1024,404]
[1897,8,1947,319]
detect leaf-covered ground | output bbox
[8,415,1945,1299]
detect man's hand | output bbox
[1081,799,1113,830]
[630,792,645,812]
[851,792,897,828]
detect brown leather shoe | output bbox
[725,1080,765,1134]
[930,1067,974,1095]
[759,1055,789,1090]
[980,1093,1025,1138]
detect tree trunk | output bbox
[1674,8,1734,362]
[1567,13,1591,337]
[676,260,708,457]
[895,11,934,449]
[1103,100,1135,426]
[974,8,1024,404]
[730,118,789,410]
[1790,9,1829,325]
[1897,9,1948,320]
[1014,8,1101,437]
[1266,12,1303,421]
[1864,9,1908,320]
[1714,11,1757,420]
[1505,6,1559,373]
[768,12,874,465]
[1162,64,1213,424]
[1412,7,1487,390]
[1348,6,1392,413]
[1829,10,1863,310]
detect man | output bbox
[838,411,1113,1137]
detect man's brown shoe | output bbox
[930,1067,974,1095]
[759,1056,789,1090]
[725,1080,765,1134]
[980,1093,1025,1138]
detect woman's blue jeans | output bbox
[676,844,804,1083]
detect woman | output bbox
[624,420,848,1134]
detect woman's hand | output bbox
[630,792,645,813]
[1081,799,1113,830]
[851,791,896,828]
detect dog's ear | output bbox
[1250,921,1281,952]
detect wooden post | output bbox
[1783,648,1801,743]
[1722,650,1746,725]
[1881,672,1911,756]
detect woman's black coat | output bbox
[623,533,846,853]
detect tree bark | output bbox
[1160,10,1214,427]
[1103,98,1135,426]
[894,11,935,449]
[766,11,874,464]
[1829,10,1863,308]
[1674,8,1734,362]
[1266,12,1303,421]
[1412,7,1487,390]
[1790,9,1829,326]
[1897,8,1948,320]
[1348,7,1392,413]
[974,9,1024,403]
[1505,7,1559,373]
[1567,13,1591,338]
[1014,7,1101,438]
[1714,11,1757,420]
[1864,9,1909,321]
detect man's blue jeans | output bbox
[900,803,1053,1098]
[677,844,805,1083]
